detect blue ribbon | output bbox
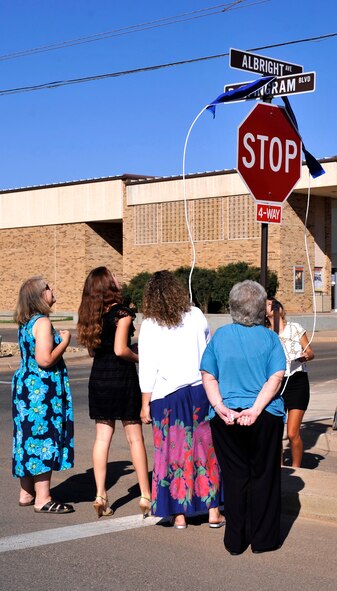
[207,77,325,179]
[207,76,276,117]
[282,96,325,179]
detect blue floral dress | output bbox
[12,314,74,478]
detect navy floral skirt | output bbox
[150,383,221,518]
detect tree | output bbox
[123,263,278,313]
[122,272,151,311]
[174,267,217,313]
[214,262,278,311]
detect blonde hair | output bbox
[14,276,52,325]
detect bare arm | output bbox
[236,370,284,426]
[34,317,71,368]
[201,370,240,425]
[114,315,138,362]
[297,333,314,362]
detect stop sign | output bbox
[237,102,302,203]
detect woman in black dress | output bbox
[77,267,151,518]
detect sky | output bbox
[1,0,337,189]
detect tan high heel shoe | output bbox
[139,496,151,519]
[93,496,114,518]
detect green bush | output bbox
[123,263,278,313]
[122,272,152,310]
[214,262,278,312]
[174,267,217,313]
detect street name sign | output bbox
[224,71,316,99]
[230,48,303,76]
[256,203,282,224]
[237,102,302,204]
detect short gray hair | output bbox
[229,280,267,326]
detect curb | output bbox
[0,350,89,367]
[304,431,337,454]
[281,467,337,522]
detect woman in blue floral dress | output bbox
[12,276,74,514]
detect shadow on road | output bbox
[110,471,152,514]
[283,419,331,469]
[280,467,304,542]
[51,460,136,504]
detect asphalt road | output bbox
[308,341,337,385]
[1,356,337,590]
[1,345,336,415]
[0,515,336,591]
[1,326,336,383]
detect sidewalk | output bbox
[312,330,337,342]
[281,420,337,522]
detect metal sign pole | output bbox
[259,96,272,291]
[260,222,268,289]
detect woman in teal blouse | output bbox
[201,280,286,555]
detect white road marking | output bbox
[0,514,161,553]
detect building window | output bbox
[134,204,158,245]
[294,266,304,292]
[228,195,260,240]
[160,201,190,243]
[134,195,256,245]
[314,267,323,291]
[192,198,224,241]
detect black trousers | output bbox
[211,410,284,553]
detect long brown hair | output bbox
[77,266,122,351]
[14,276,52,325]
[142,270,191,328]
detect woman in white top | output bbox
[266,298,314,467]
[139,271,223,529]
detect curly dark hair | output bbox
[77,266,122,352]
[142,270,191,328]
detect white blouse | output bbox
[138,306,210,401]
[279,321,307,376]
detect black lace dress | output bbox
[88,305,141,422]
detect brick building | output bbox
[1,158,337,315]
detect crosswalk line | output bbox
[0,514,161,554]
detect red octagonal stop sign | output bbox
[237,102,302,204]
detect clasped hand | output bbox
[215,402,258,427]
